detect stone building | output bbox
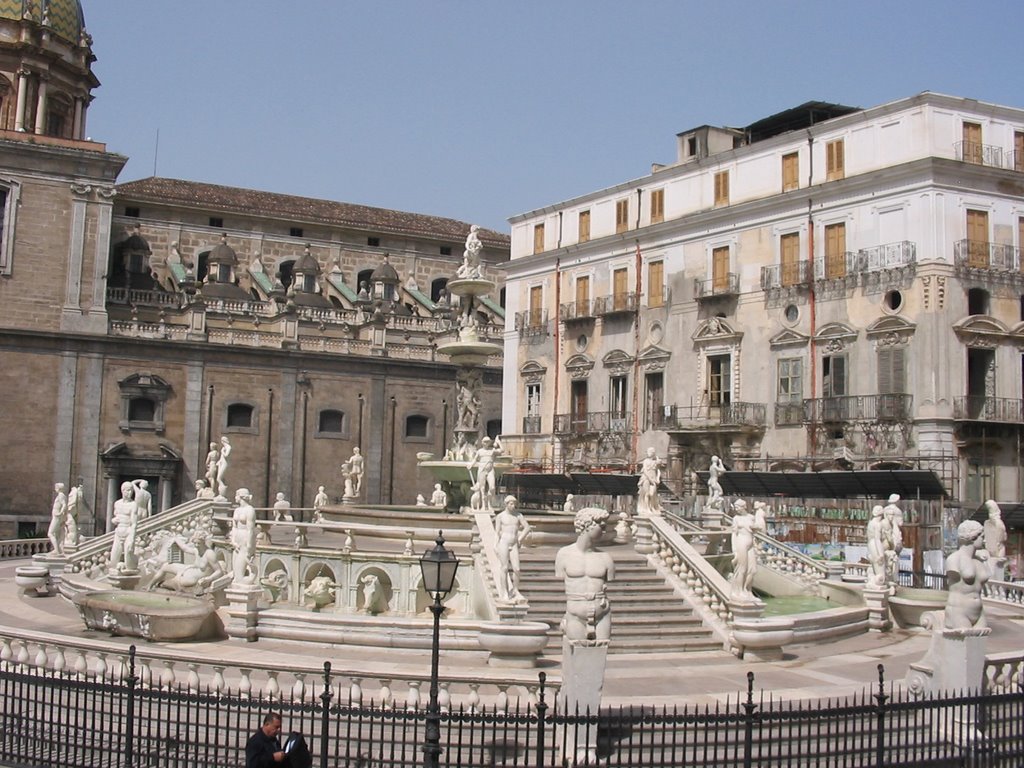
[0,3,508,537]
[501,93,1024,507]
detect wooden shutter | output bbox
[714,171,729,206]
[826,140,845,181]
[1015,131,1024,173]
[529,285,543,325]
[963,122,982,164]
[825,223,846,278]
[648,260,664,307]
[533,223,545,254]
[712,246,730,291]
[966,209,989,268]
[578,210,590,243]
[616,199,629,233]
[650,189,664,224]
[781,233,800,286]
[1020,216,1024,273]
[613,267,628,309]
[782,152,799,191]
[878,348,905,394]
[575,275,589,314]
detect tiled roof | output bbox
[116,177,510,248]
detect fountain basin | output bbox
[73,589,215,641]
[478,621,550,667]
[15,565,51,596]
[889,587,948,629]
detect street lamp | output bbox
[419,530,460,768]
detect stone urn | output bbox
[477,621,550,667]
[15,565,51,596]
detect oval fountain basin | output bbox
[889,587,948,628]
[73,590,215,641]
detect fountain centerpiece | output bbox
[422,225,511,511]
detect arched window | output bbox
[405,414,429,439]
[128,397,156,423]
[226,403,255,430]
[46,92,73,138]
[486,419,502,440]
[196,250,210,282]
[317,409,346,437]
[967,288,990,316]
[278,260,295,289]
[357,268,374,294]
[430,277,449,303]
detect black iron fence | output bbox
[2,650,1022,767]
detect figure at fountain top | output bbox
[456,224,484,279]
[556,507,615,644]
[944,520,991,630]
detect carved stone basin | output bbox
[73,589,215,641]
[889,587,948,629]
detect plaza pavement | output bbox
[3,559,1022,707]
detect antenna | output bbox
[153,128,160,176]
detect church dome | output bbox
[0,0,87,44]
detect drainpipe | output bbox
[357,392,365,450]
[635,188,643,229]
[204,384,215,470]
[632,239,643,466]
[557,211,563,249]
[299,389,308,508]
[806,131,817,458]
[265,388,274,507]
[552,258,561,469]
[388,395,397,504]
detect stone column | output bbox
[72,97,82,139]
[33,74,48,134]
[105,476,117,532]
[14,69,28,131]
[159,478,172,514]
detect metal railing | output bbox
[514,309,548,337]
[522,415,542,434]
[552,411,631,435]
[693,273,739,299]
[774,401,804,426]
[813,252,859,281]
[954,396,1024,423]
[558,299,595,322]
[761,259,813,290]
[858,240,916,272]
[955,139,1006,168]
[954,239,1020,271]
[593,291,639,316]
[803,394,912,423]
[651,401,766,430]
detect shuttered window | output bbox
[826,139,845,181]
[615,199,629,233]
[533,223,545,254]
[714,171,729,206]
[612,267,628,310]
[1015,131,1024,173]
[877,348,906,394]
[712,246,730,291]
[781,232,801,286]
[962,122,982,164]
[782,152,799,192]
[578,210,590,243]
[825,222,847,279]
[528,285,543,325]
[967,209,989,268]
[575,275,590,314]
[648,260,664,308]
[650,189,664,224]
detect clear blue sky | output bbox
[84,1,1022,233]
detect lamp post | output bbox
[419,530,460,768]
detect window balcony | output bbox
[522,415,542,434]
[514,309,548,338]
[593,292,639,317]
[774,401,804,426]
[954,140,1006,168]
[651,401,765,431]
[694,273,739,300]
[954,396,1024,424]
[858,241,916,273]
[553,411,631,435]
[559,299,595,324]
[813,252,859,282]
[954,240,1020,272]
[803,394,912,423]
[107,287,184,309]
[760,260,813,291]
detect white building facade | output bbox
[501,92,1024,505]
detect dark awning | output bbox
[694,469,947,500]
[501,472,667,497]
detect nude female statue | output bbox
[230,488,257,584]
[944,520,991,630]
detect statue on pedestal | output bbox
[469,436,499,511]
[205,443,219,494]
[944,520,991,630]
[883,494,903,585]
[729,499,765,601]
[556,507,614,644]
[47,483,68,555]
[132,479,152,519]
[194,479,215,500]
[109,481,139,573]
[430,484,447,507]
[494,496,531,603]
[708,455,726,507]
[636,448,663,515]
[215,436,232,498]
[312,486,329,522]
[865,505,888,589]
[146,529,225,594]
[65,481,82,547]
[273,492,293,522]
[346,447,364,497]
[456,224,483,279]
[983,500,1007,561]
[230,488,257,584]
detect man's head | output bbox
[261,712,282,738]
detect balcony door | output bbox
[825,223,847,279]
[570,380,588,433]
[575,275,589,316]
[966,348,995,419]
[963,122,982,164]
[712,246,730,291]
[646,372,664,428]
[781,233,800,286]
[612,267,628,310]
[528,285,543,326]
[707,354,732,408]
[966,209,989,268]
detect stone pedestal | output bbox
[31,552,68,589]
[701,501,726,530]
[224,583,264,642]
[107,570,141,591]
[862,585,893,632]
[477,621,549,667]
[632,514,657,554]
[558,639,609,765]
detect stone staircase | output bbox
[518,541,723,655]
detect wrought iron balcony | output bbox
[694,273,739,300]
[858,241,916,273]
[813,252,859,281]
[954,140,1005,168]
[522,415,542,434]
[954,396,1024,423]
[954,240,1020,272]
[514,309,548,338]
[774,401,804,426]
[803,394,912,423]
[553,411,632,435]
[593,292,639,317]
[559,299,595,323]
[651,401,765,431]
[760,260,813,291]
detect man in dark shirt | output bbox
[246,712,286,768]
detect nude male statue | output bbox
[555,507,615,644]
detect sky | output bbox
[83,1,1023,234]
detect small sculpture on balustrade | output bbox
[469,436,500,512]
[944,520,991,630]
[109,481,139,573]
[983,500,1007,562]
[729,499,765,601]
[132,479,152,519]
[865,505,888,589]
[194,479,215,500]
[312,486,329,522]
[636,448,663,516]
[882,494,903,585]
[146,529,226,594]
[707,455,726,509]
[273,492,293,522]
[556,507,615,644]
[360,573,390,615]
[230,488,257,584]
[215,436,232,499]
[415,494,428,507]
[65,480,82,548]
[494,496,531,603]
[47,483,68,555]
[430,483,447,507]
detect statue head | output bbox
[887,493,900,504]
[985,500,1001,519]
[318,485,325,493]
[481,437,493,446]
[574,507,610,536]
[353,447,361,456]
[120,481,134,498]
[137,479,148,490]
[434,483,442,491]
[871,504,884,518]
[956,519,984,548]
[647,447,656,457]
[732,499,748,514]
[275,492,285,502]
[503,495,516,511]
[210,442,217,450]
[54,482,65,493]
[235,487,252,505]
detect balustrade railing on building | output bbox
[954,239,1020,271]
[593,291,639,316]
[106,287,184,309]
[954,139,1006,168]
[652,401,765,430]
[813,252,859,281]
[558,299,594,323]
[858,241,916,272]
[803,393,912,423]
[553,410,631,435]
[522,415,542,434]
[954,396,1024,423]
[693,273,739,299]
[514,309,547,337]
[761,259,813,290]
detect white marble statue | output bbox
[556,507,615,644]
[456,224,484,279]
[883,493,903,585]
[146,529,225,593]
[430,483,447,507]
[494,496,532,603]
[132,479,152,519]
[260,569,290,603]
[272,492,293,522]
[47,483,68,555]
[456,374,481,431]
[194,479,215,500]
[341,460,356,499]
[865,505,888,589]
[205,442,219,491]
[360,573,389,614]
[415,494,428,507]
[944,520,991,630]
[216,436,232,498]
[729,499,765,601]
[312,485,329,522]
[637,448,663,515]
[230,488,257,584]
[708,455,726,507]
[347,447,364,496]
[109,481,139,573]
[469,436,500,511]
[563,494,575,515]
[65,481,82,547]
[304,575,337,609]
[983,499,1007,561]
